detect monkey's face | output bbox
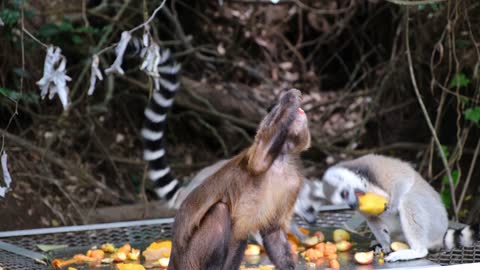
[246,89,310,175]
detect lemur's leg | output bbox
[365,216,392,253]
[385,197,428,262]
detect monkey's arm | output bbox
[174,185,224,248]
[261,227,295,270]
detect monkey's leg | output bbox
[365,216,391,253]
[169,203,230,270]
[221,237,247,270]
[261,227,295,270]
[385,198,428,262]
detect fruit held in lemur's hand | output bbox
[358,193,388,215]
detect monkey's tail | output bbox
[141,47,182,207]
[443,224,480,250]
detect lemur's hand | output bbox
[370,243,391,255]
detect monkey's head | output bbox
[246,88,311,175]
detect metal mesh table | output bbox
[0,210,479,269]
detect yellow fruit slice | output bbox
[358,193,388,215]
[391,241,409,251]
[116,263,146,270]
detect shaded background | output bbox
[0,0,479,230]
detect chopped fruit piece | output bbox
[86,249,105,260]
[391,241,409,251]
[313,231,325,242]
[259,265,275,270]
[329,259,340,269]
[143,240,172,261]
[315,242,325,253]
[146,240,172,250]
[101,258,114,264]
[73,254,99,264]
[244,244,261,256]
[116,263,146,270]
[324,242,337,255]
[378,258,385,264]
[113,251,127,262]
[335,240,352,252]
[333,229,350,243]
[287,232,300,245]
[52,258,78,269]
[68,268,78,270]
[128,248,140,260]
[305,262,316,270]
[354,251,374,265]
[304,248,324,260]
[358,193,388,215]
[327,253,338,260]
[299,227,310,235]
[101,243,115,253]
[302,236,320,247]
[157,257,170,268]
[117,244,132,254]
[244,254,261,264]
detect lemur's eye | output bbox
[306,206,315,214]
[341,190,349,199]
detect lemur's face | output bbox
[322,167,367,209]
[294,180,328,224]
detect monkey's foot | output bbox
[384,249,428,262]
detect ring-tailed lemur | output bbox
[321,154,480,262]
[140,47,328,241]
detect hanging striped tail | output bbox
[444,224,480,250]
[141,48,182,207]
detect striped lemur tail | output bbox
[444,224,480,250]
[141,47,182,206]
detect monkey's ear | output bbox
[246,138,275,175]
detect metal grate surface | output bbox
[1,211,480,269]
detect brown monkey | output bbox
[168,89,311,270]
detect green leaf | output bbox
[0,9,21,26]
[38,23,61,38]
[442,169,459,186]
[37,244,68,252]
[0,87,22,100]
[450,73,471,88]
[0,87,39,103]
[438,145,450,160]
[464,106,480,125]
[71,35,84,45]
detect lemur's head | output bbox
[294,179,329,224]
[321,166,368,209]
[246,89,310,175]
